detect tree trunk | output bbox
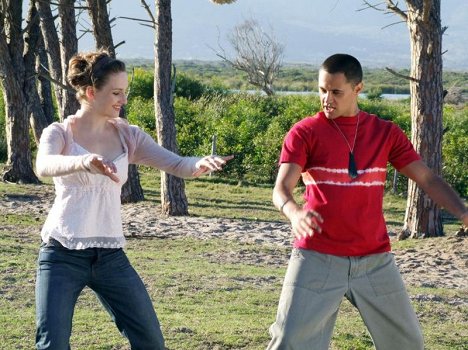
[87,0,116,56]
[36,36,56,126]
[402,0,444,238]
[120,164,145,203]
[24,1,51,143]
[87,0,144,203]
[154,0,189,216]
[37,0,65,121]
[58,0,80,118]
[0,0,39,184]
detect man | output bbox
[267,53,468,350]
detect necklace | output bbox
[330,113,360,179]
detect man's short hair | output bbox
[320,54,363,86]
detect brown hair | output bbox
[67,50,126,101]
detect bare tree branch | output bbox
[114,39,125,49]
[359,1,386,12]
[140,0,156,26]
[41,0,89,10]
[381,19,406,29]
[210,0,237,4]
[385,0,407,21]
[385,66,418,82]
[215,19,283,95]
[36,65,75,93]
[118,15,154,24]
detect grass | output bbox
[0,168,466,349]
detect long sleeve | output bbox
[36,123,92,177]
[130,126,200,178]
[111,119,201,178]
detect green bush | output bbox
[174,97,207,156]
[126,96,155,134]
[129,68,154,100]
[247,95,320,183]
[126,87,466,193]
[442,105,468,197]
[175,72,228,100]
[366,88,383,101]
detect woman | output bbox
[35,50,232,349]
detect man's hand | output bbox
[288,206,323,240]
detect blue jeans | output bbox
[35,241,165,349]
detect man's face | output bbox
[318,70,363,119]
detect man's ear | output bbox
[354,82,364,95]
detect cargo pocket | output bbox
[366,253,406,296]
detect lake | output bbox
[235,90,410,100]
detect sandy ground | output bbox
[2,184,467,299]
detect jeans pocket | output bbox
[367,253,406,296]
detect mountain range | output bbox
[78,0,468,71]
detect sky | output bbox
[77,0,468,70]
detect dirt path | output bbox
[2,184,467,294]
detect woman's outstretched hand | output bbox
[192,155,234,177]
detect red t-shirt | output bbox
[280,111,420,256]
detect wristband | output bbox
[279,198,292,213]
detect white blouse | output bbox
[37,116,201,249]
[42,142,129,249]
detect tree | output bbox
[136,0,235,215]
[36,37,56,129]
[363,0,444,238]
[37,0,80,121]
[87,0,145,203]
[0,0,40,183]
[154,0,189,215]
[216,19,284,96]
[25,1,53,144]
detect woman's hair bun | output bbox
[66,50,125,101]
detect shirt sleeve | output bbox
[35,123,91,177]
[279,123,309,170]
[388,124,421,170]
[128,125,201,178]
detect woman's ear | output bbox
[85,86,95,100]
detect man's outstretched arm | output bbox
[399,160,468,226]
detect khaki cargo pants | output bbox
[267,249,424,350]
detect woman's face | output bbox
[89,71,128,118]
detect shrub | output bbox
[175,73,206,100]
[442,105,468,197]
[126,96,155,134]
[247,95,320,183]
[174,97,207,156]
[129,68,153,100]
[366,88,383,101]
[127,88,465,193]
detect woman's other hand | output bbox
[83,154,120,183]
[192,155,234,177]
